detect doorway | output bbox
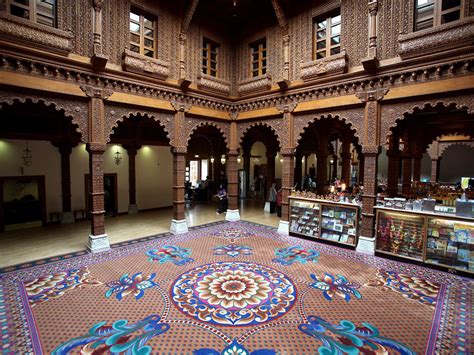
[0,176,46,232]
[85,173,118,217]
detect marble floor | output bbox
[0,199,279,268]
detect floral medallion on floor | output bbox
[213,243,253,257]
[171,261,296,326]
[105,272,158,300]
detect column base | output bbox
[356,235,376,254]
[87,234,111,253]
[278,220,289,235]
[170,219,188,234]
[128,204,139,214]
[264,201,271,212]
[225,209,240,221]
[61,212,75,224]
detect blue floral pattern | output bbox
[105,272,158,300]
[195,339,276,355]
[146,245,193,265]
[273,246,319,265]
[213,243,253,257]
[310,273,362,302]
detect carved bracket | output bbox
[122,49,170,80]
[300,51,348,81]
[356,88,389,103]
[398,17,474,59]
[80,85,113,99]
[170,101,192,112]
[197,74,231,96]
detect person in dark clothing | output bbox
[216,184,228,214]
[276,186,282,217]
[268,182,277,214]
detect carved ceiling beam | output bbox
[270,0,288,32]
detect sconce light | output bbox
[237,156,242,163]
[22,141,32,167]
[330,159,334,164]
[210,156,215,163]
[194,154,199,158]
[280,158,283,163]
[220,155,226,164]
[114,146,122,165]
[301,157,305,163]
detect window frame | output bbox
[313,9,341,61]
[129,7,157,59]
[249,38,267,78]
[6,0,57,28]
[414,0,464,32]
[202,38,219,77]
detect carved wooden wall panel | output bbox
[102,0,128,65]
[0,91,89,142]
[341,0,368,68]
[237,120,283,149]
[104,104,173,144]
[381,94,474,144]
[293,108,364,146]
[377,0,410,60]
[68,1,93,58]
[181,117,230,149]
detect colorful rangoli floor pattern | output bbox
[0,221,472,354]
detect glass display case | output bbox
[289,197,359,248]
[375,206,474,275]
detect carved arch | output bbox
[439,141,474,157]
[0,91,88,142]
[182,118,230,149]
[294,109,364,146]
[104,104,174,145]
[381,95,474,144]
[238,121,282,151]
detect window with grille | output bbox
[313,10,341,60]
[250,39,267,78]
[6,0,56,27]
[415,0,464,32]
[129,8,156,58]
[202,38,218,77]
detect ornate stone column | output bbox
[124,144,140,214]
[82,85,112,253]
[171,146,188,233]
[225,149,240,221]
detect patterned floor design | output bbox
[0,221,471,354]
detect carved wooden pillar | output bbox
[266,150,276,187]
[401,152,412,195]
[386,135,400,197]
[358,153,365,184]
[225,121,241,221]
[340,139,351,184]
[294,151,303,189]
[361,0,379,71]
[82,85,112,253]
[412,155,422,182]
[55,142,74,223]
[124,144,140,214]
[316,148,328,194]
[242,149,251,194]
[430,158,440,183]
[360,146,380,237]
[281,148,294,222]
[91,0,107,67]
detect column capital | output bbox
[86,142,106,153]
[172,146,187,154]
[92,0,104,10]
[280,148,294,156]
[227,149,239,156]
[368,0,378,14]
[361,145,380,155]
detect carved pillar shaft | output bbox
[358,153,365,184]
[430,158,439,183]
[179,33,187,79]
[87,143,106,236]
[368,1,378,50]
[361,148,379,238]
[412,156,422,182]
[294,153,302,189]
[172,147,186,221]
[281,150,294,222]
[92,0,103,52]
[283,34,290,81]
[126,146,139,206]
[402,155,412,195]
[226,150,239,210]
[316,152,327,194]
[340,139,351,184]
[243,153,251,193]
[59,144,72,213]
[266,152,276,191]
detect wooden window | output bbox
[313,10,341,60]
[250,39,267,78]
[129,8,156,58]
[6,0,56,27]
[415,0,464,32]
[202,38,218,77]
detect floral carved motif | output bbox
[300,51,348,81]
[104,104,173,144]
[197,74,231,96]
[237,74,272,96]
[381,95,474,144]
[0,91,88,142]
[398,17,474,59]
[294,109,364,146]
[0,13,73,55]
[122,50,170,80]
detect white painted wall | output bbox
[0,140,174,220]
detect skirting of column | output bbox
[264,201,271,213]
[356,235,375,254]
[87,233,111,253]
[128,204,139,214]
[61,212,75,224]
[225,209,241,221]
[278,220,289,235]
[170,219,188,234]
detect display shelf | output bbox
[375,206,474,275]
[289,197,359,248]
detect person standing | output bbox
[268,182,277,214]
[276,186,282,217]
[216,184,228,214]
